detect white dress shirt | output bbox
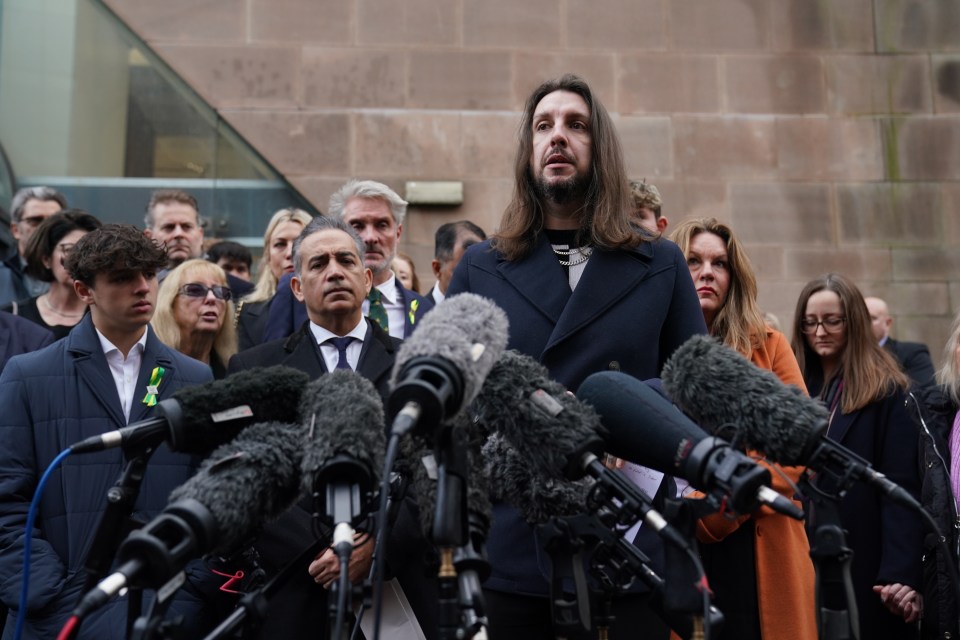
[96,327,148,423]
[310,317,368,372]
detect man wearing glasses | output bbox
[0,186,67,306]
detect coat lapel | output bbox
[545,243,654,352]
[826,407,857,445]
[282,324,328,377]
[67,316,126,428]
[497,237,571,328]
[127,327,177,425]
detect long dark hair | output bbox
[494,74,640,261]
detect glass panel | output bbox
[0,0,317,241]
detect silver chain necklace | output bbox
[552,245,593,267]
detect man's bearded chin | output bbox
[532,172,588,205]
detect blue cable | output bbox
[15,447,72,640]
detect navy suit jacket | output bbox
[0,316,213,639]
[262,272,432,343]
[0,311,54,374]
[884,337,936,389]
[447,235,707,596]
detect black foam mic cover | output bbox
[481,432,590,525]
[299,371,385,524]
[166,420,306,554]
[472,350,605,481]
[660,335,828,465]
[70,365,311,455]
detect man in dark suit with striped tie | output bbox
[227,215,437,639]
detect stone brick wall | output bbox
[103,0,960,351]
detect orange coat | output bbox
[692,330,817,640]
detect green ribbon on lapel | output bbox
[142,366,165,407]
[408,299,419,326]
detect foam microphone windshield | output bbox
[660,335,827,466]
[388,293,509,437]
[300,371,385,528]
[577,371,803,519]
[660,335,921,509]
[482,433,590,525]
[472,350,605,480]
[166,420,306,554]
[403,411,492,540]
[76,421,306,617]
[474,352,693,547]
[70,365,311,455]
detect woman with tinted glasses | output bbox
[670,217,816,640]
[1,210,101,340]
[153,259,237,377]
[791,272,923,639]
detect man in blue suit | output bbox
[262,180,432,343]
[447,74,706,640]
[0,225,214,639]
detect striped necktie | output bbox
[367,288,389,334]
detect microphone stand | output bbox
[800,473,859,640]
[432,423,470,640]
[78,443,158,636]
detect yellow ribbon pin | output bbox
[142,366,165,407]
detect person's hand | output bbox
[873,583,922,623]
[308,533,374,588]
[603,454,625,470]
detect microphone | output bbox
[577,371,803,520]
[660,334,920,508]
[388,293,508,439]
[473,350,690,549]
[70,366,311,454]
[75,421,305,617]
[300,371,385,557]
[481,433,590,526]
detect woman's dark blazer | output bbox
[810,381,924,640]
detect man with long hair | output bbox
[447,74,706,639]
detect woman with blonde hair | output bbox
[792,272,922,639]
[236,207,312,350]
[670,217,816,640]
[153,259,236,378]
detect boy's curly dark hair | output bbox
[65,224,168,286]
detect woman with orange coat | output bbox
[670,218,816,640]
